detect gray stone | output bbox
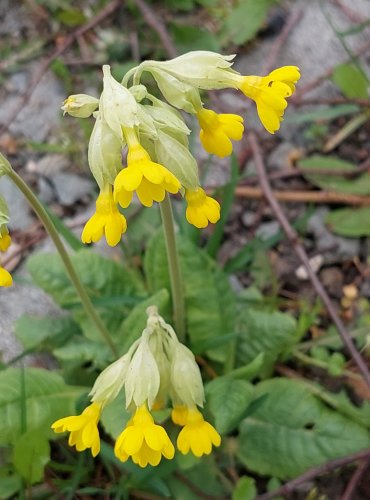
[0,284,62,363]
[51,172,93,206]
[0,176,33,230]
[242,211,257,228]
[37,176,55,204]
[308,208,360,264]
[0,70,65,142]
[267,142,294,171]
[30,154,70,176]
[256,221,280,241]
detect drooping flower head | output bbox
[81,184,127,247]
[114,128,181,208]
[185,187,220,229]
[197,108,244,158]
[51,402,102,457]
[237,66,301,134]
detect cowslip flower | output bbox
[114,130,181,208]
[0,266,12,287]
[51,402,102,457]
[173,406,221,457]
[114,404,174,467]
[82,185,127,247]
[0,231,11,252]
[62,94,99,118]
[185,187,220,228]
[196,108,244,158]
[237,66,300,134]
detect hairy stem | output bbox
[159,194,186,341]
[7,169,118,357]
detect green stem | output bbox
[159,194,186,341]
[7,169,118,357]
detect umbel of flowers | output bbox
[61,52,300,246]
[51,307,221,467]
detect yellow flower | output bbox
[114,405,175,467]
[185,187,220,228]
[175,407,221,457]
[114,143,181,208]
[197,108,244,158]
[51,402,102,457]
[0,266,12,287]
[238,66,300,134]
[82,185,127,247]
[0,233,11,252]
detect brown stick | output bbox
[249,131,370,389]
[340,459,369,500]
[256,448,370,500]
[0,0,121,136]
[232,185,370,206]
[132,0,177,58]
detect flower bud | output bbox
[170,342,204,408]
[0,195,9,227]
[62,94,99,118]
[90,354,129,405]
[125,335,160,409]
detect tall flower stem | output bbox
[159,194,186,341]
[7,169,118,358]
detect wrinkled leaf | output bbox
[233,477,257,500]
[238,378,370,479]
[0,368,86,444]
[15,315,79,350]
[12,431,50,484]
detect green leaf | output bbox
[0,471,22,500]
[171,24,220,53]
[285,104,359,124]
[116,289,170,354]
[221,0,275,45]
[164,0,194,11]
[56,8,86,27]
[100,392,131,440]
[12,430,50,484]
[145,232,236,361]
[43,204,85,251]
[0,368,86,444]
[27,250,145,307]
[15,315,79,350]
[298,155,370,195]
[238,378,370,479]
[53,338,111,366]
[325,206,370,237]
[206,378,254,433]
[233,477,257,500]
[236,308,297,374]
[333,63,368,99]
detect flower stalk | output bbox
[6,168,118,357]
[159,194,186,341]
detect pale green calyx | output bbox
[155,129,199,190]
[149,69,202,113]
[62,94,99,118]
[100,65,141,138]
[88,113,123,189]
[90,354,130,405]
[0,194,10,227]
[170,341,205,409]
[124,333,161,409]
[145,51,240,90]
[0,152,12,177]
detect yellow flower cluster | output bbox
[51,307,221,467]
[62,54,299,248]
[0,228,12,287]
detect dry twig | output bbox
[340,458,369,500]
[249,131,370,389]
[256,448,370,500]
